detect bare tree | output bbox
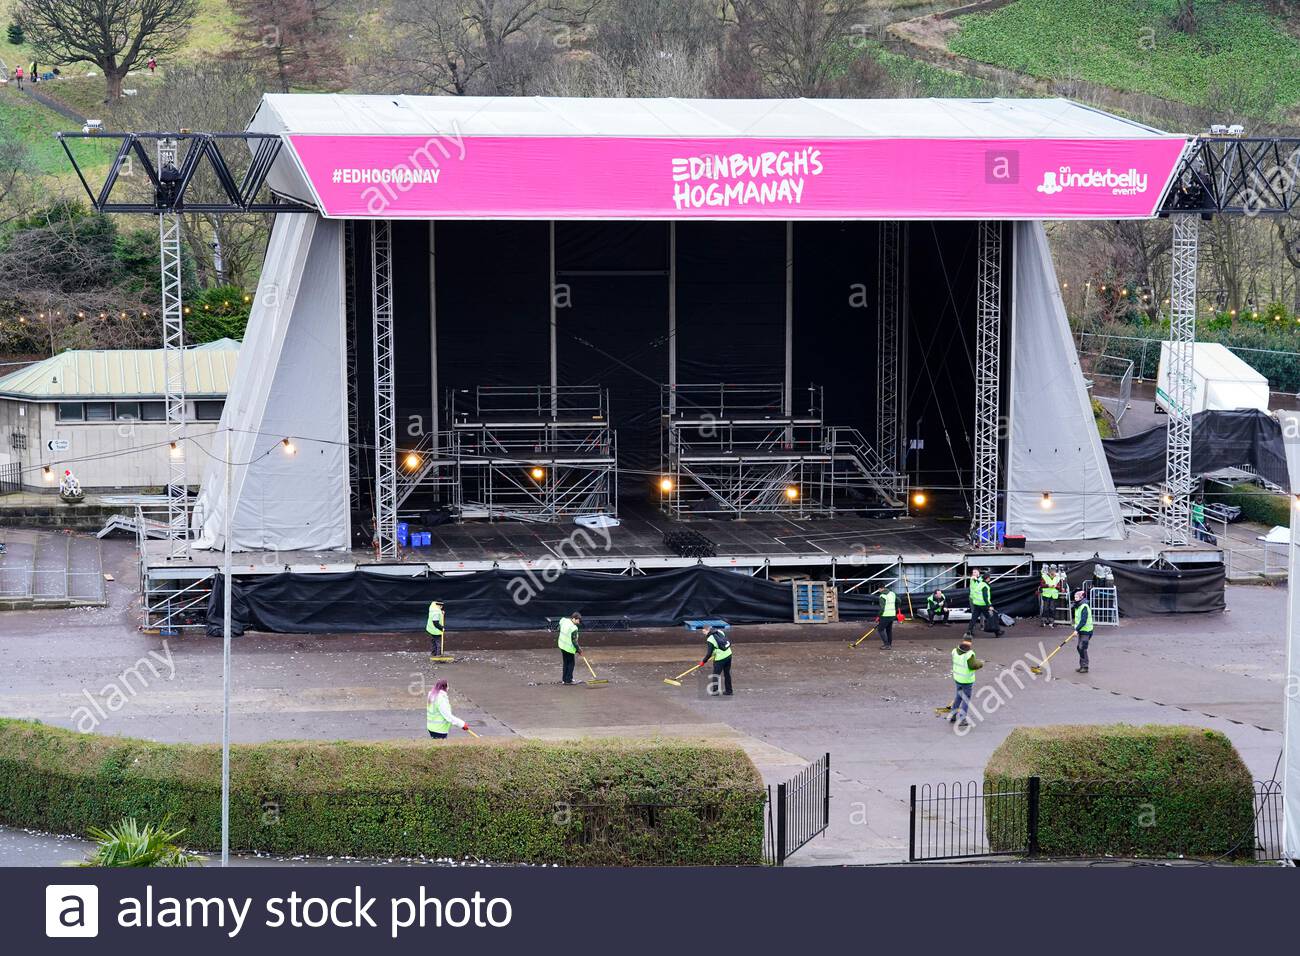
[0,133,34,227]
[118,62,274,289]
[732,0,860,97]
[547,42,717,98]
[377,0,593,96]
[16,0,198,101]
[226,0,348,93]
[1174,0,1196,34]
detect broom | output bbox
[464,726,481,738]
[429,629,455,663]
[848,626,878,649]
[663,662,704,686]
[1030,630,1078,675]
[580,654,609,686]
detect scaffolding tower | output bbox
[450,386,616,520]
[157,138,189,556]
[877,221,901,475]
[1161,213,1199,546]
[371,220,399,556]
[971,221,1003,547]
[661,383,904,518]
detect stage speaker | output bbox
[1003,534,1026,550]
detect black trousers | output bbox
[561,649,576,683]
[966,606,1000,636]
[428,730,447,739]
[1040,596,1057,624]
[711,657,733,695]
[429,631,442,656]
[877,617,894,646]
[926,607,948,625]
[1077,633,1091,668]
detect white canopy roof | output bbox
[250,94,1169,140]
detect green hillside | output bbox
[950,0,1300,117]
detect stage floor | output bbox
[142,513,1223,576]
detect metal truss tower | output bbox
[158,138,189,555]
[371,220,398,557]
[876,222,901,473]
[1161,213,1199,546]
[344,222,361,512]
[972,221,1003,548]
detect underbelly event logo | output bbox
[671,148,824,210]
[1036,166,1149,197]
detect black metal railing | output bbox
[910,777,1285,863]
[766,753,831,865]
[0,461,20,494]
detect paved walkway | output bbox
[0,539,1289,865]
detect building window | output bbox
[85,402,114,422]
[115,401,140,421]
[140,401,165,421]
[9,431,26,451]
[57,402,85,422]
[194,400,224,421]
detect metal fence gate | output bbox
[910,777,1286,862]
[766,753,831,865]
[0,461,19,494]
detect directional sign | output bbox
[46,439,70,452]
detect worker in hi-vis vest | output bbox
[965,569,1003,638]
[926,589,948,627]
[875,584,898,648]
[1039,566,1060,627]
[701,625,734,696]
[948,638,983,727]
[426,600,445,659]
[1072,589,1095,674]
[426,679,469,740]
[558,611,582,685]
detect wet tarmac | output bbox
[0,537,1289,865]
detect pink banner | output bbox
[288,134,1187,220]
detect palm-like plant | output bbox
[82,817,203,867]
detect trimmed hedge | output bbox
[985,724,1256,859]
[0,720,765,865]
[1204,480,1292,529]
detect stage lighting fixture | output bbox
[43,465,53,482]
[1040,491,1053,509]
[785,485,800,501]
[911,491,927,507]
[169,441,182,458]
[1161,493,1173,506]
[404,452,421,470]
[659,477,674,493]
[530,466,545,481]
[281,438,297,456]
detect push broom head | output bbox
[663,677,683,686]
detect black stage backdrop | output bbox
[207,561,1222,636]
[354,220,988,507]
[1102,409,1290,490]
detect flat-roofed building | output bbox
[0,340,238,492]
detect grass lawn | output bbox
[950,0,1300,117]
[0,86,118,199]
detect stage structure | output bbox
[54,98,1300,632]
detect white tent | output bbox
[1157,341,1270,414]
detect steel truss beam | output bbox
[972,221,1003,548]
[371,221,398,557]
[877,222,902,475]
[1161,136,1300,217]
[57,131,316,214]
[344,222,361,512]
[157,138,190,555]
[1161,214,1198,546]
